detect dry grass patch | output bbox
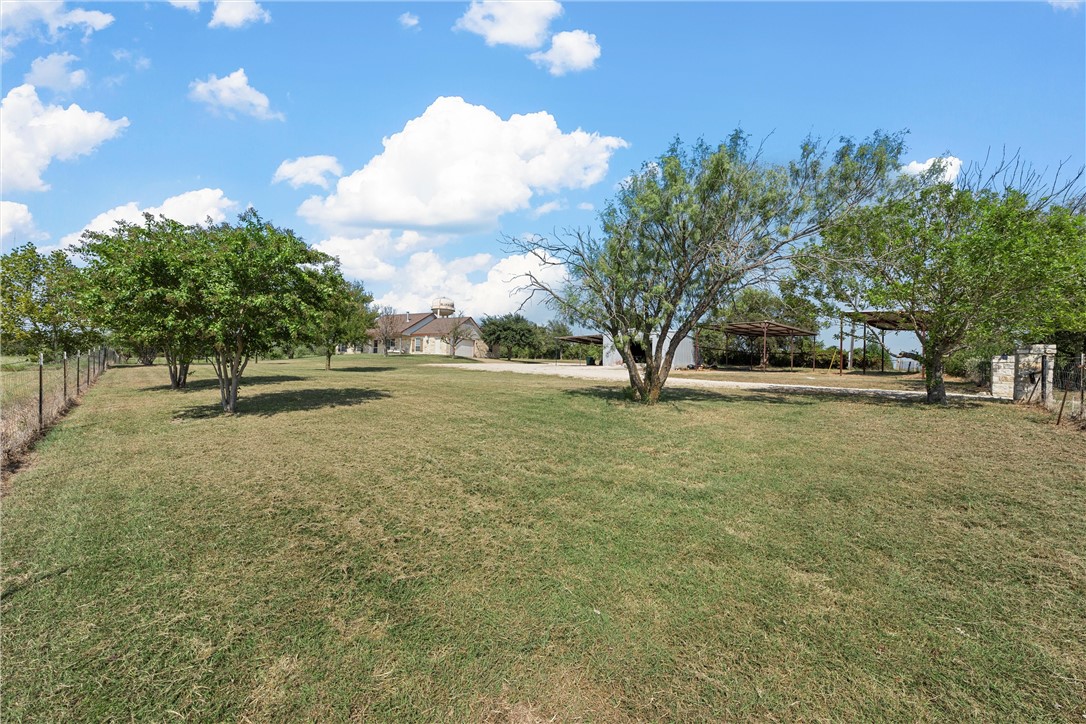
[671,365,980,394]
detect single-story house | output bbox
[351,310,487,358]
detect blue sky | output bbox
[2,0,1084,335]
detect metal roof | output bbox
[556,334,604,345]
[847,310,926,331]
[702,320,818,338]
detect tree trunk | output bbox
[166,351,177,388]
[326,350,333,370]
[925,353,947,404]
[212,335,249,413]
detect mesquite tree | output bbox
[801,161,1086,403]
[511,130,906,403]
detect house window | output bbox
[372,340,378,353]
[414,337,422,352]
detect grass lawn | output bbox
[2,356,1083,721]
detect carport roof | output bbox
[702,320,818,338]
[556,334,604,345]
[847,311,926,331]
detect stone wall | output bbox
[991,344,1056,405]
[991,354,1015,399]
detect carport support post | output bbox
[862,323,868,375]
[880,331,886,372]
[761,323,768,371]
[812,336,816,371]
[789,336,794,370]
[838,315,844,375]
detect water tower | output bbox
[431,297,455,317]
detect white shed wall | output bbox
[602,332,696,369]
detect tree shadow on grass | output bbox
[174,387,391,419]
[326,366,398,373]
[563,385,989,409]
[141,375,308,392]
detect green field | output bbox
[2,356,1083,721]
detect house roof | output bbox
[367,312,435,338]
[410,316,481,337]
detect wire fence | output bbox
[1052,353,1085,423]
[1,347,117,463]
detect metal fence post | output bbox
[1041,354,1049,404]
[64,351,68,402]
[38,352,44,432]
[1080,353,1085,416]
[76,351,81,394]
[86,349,90,387]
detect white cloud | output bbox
[375,249,565,319]
[1,84,129,192]
[208,0,269,28]
[399,12,419,29]
[1,1,113,60]
[577,202,594,211]
[313,231,401,281]
[454,0,562,48]
[298,96,627,232]
[188,68,283,121]
[529,29,600,75]
[0,202,48,246]
[113,49,151,71]
[273,155,342,189]
[1048,0,1082,10]
[531,199,565,217]
[313,228,447,283]
[58,188,237,249]
[903,156,962,183]
[169,0,201,11]
[24,53,87,93]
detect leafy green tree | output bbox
[2,242,95,357]
[802,175,1085,402]
[540,319,572,359]
[480,313,538,359]
[311,272,376,370]
[79,215,206,388]
[511,130,905,403]
[202,209,333,412]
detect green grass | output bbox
[2,356,1083,721]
